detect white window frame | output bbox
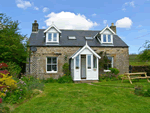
[75,55,79,69]
[104,56,113,72]
[46,57,58,73]
[87,55,92,70]
[93,55,97,69]
[46,32,59,43]
[101,34,113,43]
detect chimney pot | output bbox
[111,23,114,26]
[32,20,38,32]
[110,23,116,34]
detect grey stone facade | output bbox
[26,46,129,79]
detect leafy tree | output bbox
[138,40,150,62]
[0,13,29,73]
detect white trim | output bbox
[101,34,113,43]
[44,24,61,33]
[46,32,59,43]
[104,70,111,72]
[97,37,101,43]
[100,25,116,35]
[71,42,101,59]
[46,57,58,73]
[93,33,98,38]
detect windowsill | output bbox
[104,70,111,72]
[102,42,113,43]
[46,71,57,73]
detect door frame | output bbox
[81,55,86,79]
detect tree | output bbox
[138,40,150,62]
[0,13,29,72]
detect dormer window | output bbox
[103,34,112,43]
[47,33,58,42]
[44,23,61,44]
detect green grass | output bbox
[129,55,150,66]
[13,80,150,113]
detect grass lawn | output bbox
[13,80,150,113]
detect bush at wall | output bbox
[58,75,73,83]
[62,63,70,76]
[109,68,120,75]
[43,77,57,83]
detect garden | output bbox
[1,13,150,113]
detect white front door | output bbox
[81,55,86,79]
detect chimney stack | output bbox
[32,20,38,32]
[110,23,116,34]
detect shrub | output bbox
[134,85,144,96]
[3,75,44,104]
[118,74,126,80]
[6,62,22,78]
[144,88,150,97]
[58,75,73,83]
[62,63,70,76]
[43,77,57,83]
[109,68,120,75]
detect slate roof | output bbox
[29,29,128,47]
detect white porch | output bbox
[70,42,101,82]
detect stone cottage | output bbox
[26,20,129,82]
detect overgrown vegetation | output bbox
[99,68,120,81]
[0,13,29,75]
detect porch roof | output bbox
[70,42,101,59]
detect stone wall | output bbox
[26,46,129,79]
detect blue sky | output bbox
[0,0,150,54]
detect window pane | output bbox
[93,55,97,68]
[108,35,111,42]
[107,56,112,63]
[76,55,79,69]
[48,33,52,41]
[47,65,52,71]
[52,57,57,64]
[88,55,91,69]
[52,65,57,71]
[103,34,106,42]
[53,33,57,41]
[47,57,51,64]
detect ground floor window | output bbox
[47,57,57,72]
[104,56,113,70]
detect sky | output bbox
[0,0,150,54]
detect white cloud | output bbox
[16,0,32,9]
[34,6,39,10]
[116,17,133,28]
[103,20,107,25]
[122,1,135,11]
[122,8,126,11]
[137,25,142,28]
[92,13,96,16]
[124,1,135,7]
[45,11,98,30]
[42,26,46,29]
[43,7,49,12]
